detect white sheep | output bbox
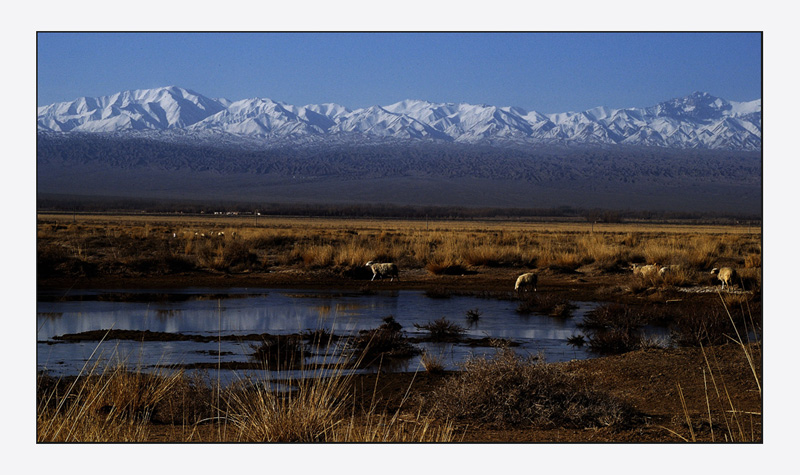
[514,272,538,293]
[365,261,399,281]
[710,267,736,290]
[631,263,659,277]
[658,264,681,277]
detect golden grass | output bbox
[37,338,456,443]
[37,358,184,442]
[37,213,761,287]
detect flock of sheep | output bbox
[365,261,738,292]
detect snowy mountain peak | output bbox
[37,87,761,150]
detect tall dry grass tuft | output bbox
[226,375,351,442]
[37,357,184,442]
[420,351,446,374]
[225,336,453,442]
[340,407,456,442]
[38,334,455,442]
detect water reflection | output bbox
[37,288,618,381]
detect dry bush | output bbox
[428,349,636,429]
[353,316,419,366]
[577,304,654,354]
[249,335,306,370]
[462,244,517,267]
[425,257,468,275]
[192,239,259,271]
[414,317,466,342]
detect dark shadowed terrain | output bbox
[37,133,761,214]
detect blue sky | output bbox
[38,32,761,113]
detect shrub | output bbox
[428,349,635,429]
[414,317,466,342]
[465,308,482,323]
[578,304,648,354]
[250,335,305,370]
[516,292,575,317]
[352,316,419,366]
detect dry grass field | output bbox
[37,213,761,287]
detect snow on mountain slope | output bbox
[37,86,227,132]
[37,87,761,150]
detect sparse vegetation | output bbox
[352,316,419,367]
[465,307,482,323]
[249,335,305,370]
[578,304,651,354]
[37,346,454,443]
[427,349,636,429]
[413,317,466,342]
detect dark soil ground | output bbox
[38,266,762,443]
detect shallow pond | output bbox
[37,288,660,384]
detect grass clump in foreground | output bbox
[37,343,454,442]
[427,349,636,429]
[37,363,187,442]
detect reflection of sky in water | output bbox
[36,288,655,381]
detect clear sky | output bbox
[36,32,761,113]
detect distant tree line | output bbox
[36,193,761,224]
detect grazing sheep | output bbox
[710,267,736,290]
[631,263,659,277]
[365,261,399,281]
[515,272,538,293]
[658,265,681,277]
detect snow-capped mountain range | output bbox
[37,86,762,151]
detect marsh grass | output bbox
[352,316,420,367]
[516,292,575,317]
[37,330,455,442]
[669,299,760,347]
[38,214,760,285]
[578,304,651,354]
[37,356,185,442]
[413,317,466,342]
[249,335,306,370]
